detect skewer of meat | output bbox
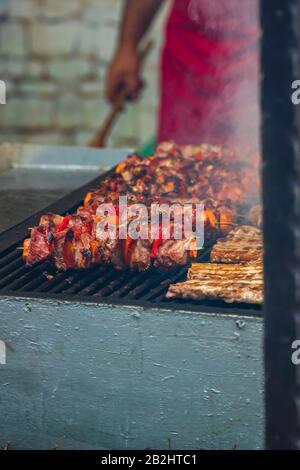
[23,203,220,271]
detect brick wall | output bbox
[0,0,168,148]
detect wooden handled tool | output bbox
[88,40,153,148]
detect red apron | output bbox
[158,0,260,147]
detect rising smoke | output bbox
[186,0,260,153]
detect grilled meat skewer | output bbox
[23,205,217,271]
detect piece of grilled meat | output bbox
[210,225,263,264]
[167,263,263,304]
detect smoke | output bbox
[188,0,258,33]
[184,0,260,153]
[159,0,261,213]
[188,0,236,28]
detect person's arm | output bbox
[106,0,165,104]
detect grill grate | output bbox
[0,172,262,317]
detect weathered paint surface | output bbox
[0,297,264,449]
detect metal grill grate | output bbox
[0,173,262,317]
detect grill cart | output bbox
[0,0,299,450]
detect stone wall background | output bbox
[0,0,169,148]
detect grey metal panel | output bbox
[0,144,131,233]
[0,297,264,450]
[0,144,133,172]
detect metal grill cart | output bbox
[0,144,263,450]
[0,0,299,450]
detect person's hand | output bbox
[106,45,144,104]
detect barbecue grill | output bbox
[0,169,262,317]
[0,145,264,450]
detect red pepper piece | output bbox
[57,215,72,232]
[151,227,163,259]
[123,235,135,266]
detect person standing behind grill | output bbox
[106,0,259,148]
